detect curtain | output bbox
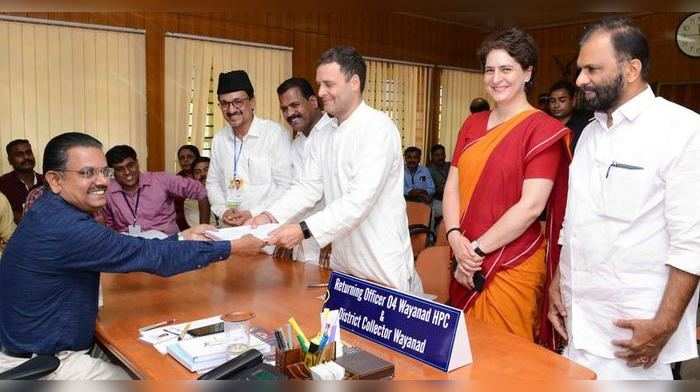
[437,69,493,159]
[164,36,292,172]
[0,19,147,174]
[365,59,432,156]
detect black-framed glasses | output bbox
[62,167,115,180]
[218,97,250,110]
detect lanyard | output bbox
[233,135,244,178]
[409,168,419,186]
[121,188,141,225]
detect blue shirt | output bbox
[403,165,435,197]
[0,191,231,355]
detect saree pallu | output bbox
[448,110,570,349]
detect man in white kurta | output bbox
[206,70,293,224]
[250,47,421,293]
[548,19,700,380]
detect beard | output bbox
[580,71,624,112]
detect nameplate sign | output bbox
[324,271,471,372]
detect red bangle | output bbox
[261,211,277,223]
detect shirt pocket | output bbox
[601,164,647,222]
[247,156,271,185]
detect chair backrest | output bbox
[415,246,452,304]
[409,226,430,258]
[406,201,431,227]
[434,220,447,246]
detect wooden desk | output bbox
[96,255,595,380]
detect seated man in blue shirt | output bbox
[0,132,264,380]
[403,146,435,204]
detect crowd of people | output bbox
[0,16,698,381]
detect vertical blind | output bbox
[0,19,147,174]
[437,69,492,159]
[365,59,432,155]
[164,35,292,172]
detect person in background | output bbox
[175,145,201,230]
[547,80,593,153]
[427,144,450,224]
[443,28,570,345]
[537,92,550,113]
[103,145,210,236]
[403,146,435,204]
[0,193,15,255]
[185,157,216,227]
[469,97,491,114]
[0,140,44,223]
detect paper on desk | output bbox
[205,224,280,241]
[138,315,222,354]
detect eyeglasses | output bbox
[112,161,138,175]
[62,167,115,180]
[219,97,250,110]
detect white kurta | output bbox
[267,102,420,292]
[288,113,334,264]
[206,116,293,218]
[560,86,700,379]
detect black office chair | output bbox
[0,355,59,380]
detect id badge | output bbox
[226,188,243,210]
[128,224,141,234]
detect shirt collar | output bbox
[594,85,655,130]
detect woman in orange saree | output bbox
[443,28,571,349]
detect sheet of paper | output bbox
[205,224,279,241]
[123,230,169,240]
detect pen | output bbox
[286,323,293,349]
[289,317,309,352]
[138,319,176,333]
[178,323,191,341]
[306,283,328,288]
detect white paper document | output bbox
[205,224,279,241]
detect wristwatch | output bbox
[471,240,487,257]
[299,221,313,240]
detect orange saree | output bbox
[448,110,570,349]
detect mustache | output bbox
[226,111,242,117]
[286,114,302,123]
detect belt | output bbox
[0,346,33,359]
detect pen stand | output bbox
[277,343,356,380]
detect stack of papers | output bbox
[139,316,221,354]
[137,315,272,373]
[167,333,272,373]
[206,224,279,241]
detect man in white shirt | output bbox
[272,77,333,264]
[206,70,293,226]
[248,47,421,293]
[547,17,700,380]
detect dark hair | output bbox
[549,80,576,97]
[43,132,103,173]
[177,144,200,159]
[430,144,446,154]
[105,145,138,168]
[6,139,30,156]
[478,27,538,91]
[469,98,491,113]
[580,16,650,80]
[404,146,421,156]
[277,77,316,99]
[192,156,210,167]
[318,46,367,93]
